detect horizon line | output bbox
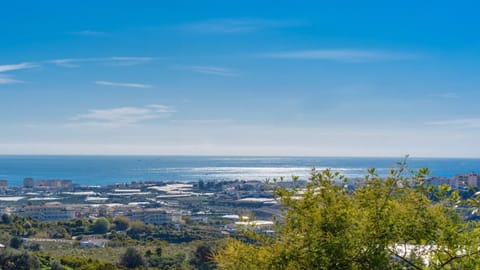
[0,153,479,159]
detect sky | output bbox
[1,1,480,157]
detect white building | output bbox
[16,204,75,221]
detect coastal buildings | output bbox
[23,178,34,189]
[22,178,73,190]
[451,172,480,188]
[0,180,7,193]
[36,179,73,190]
[16,204,76,221]
[427,172,480,189]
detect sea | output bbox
[0,155,479,186]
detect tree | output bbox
[127,221,149,239]
[91,218,109,234]
[1,213,11,224]
[215,163,480,269]
[0,250,40,270]
[120,247,145,269]
[113,216,129,231]
[50,259,65,270]
[190,242,217,270]
[155,246,162,257]
[9,236,23,249]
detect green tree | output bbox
[50,259,65,270]
[120,247,145,269]
[9,236,23,249]
[215,163,480,269]
[155,246,162,257]
[0,250,40,270]
[113,216,129,231]
[91,218,109,234]
[127,220,149,239]
[1,213,11,224]
[190,242,217,270]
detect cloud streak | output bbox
[0,62,37,72]
[70,105,174,127]
[0,75,22,84]
[261,49,416,62]
[426,118,480,128]
[183,18,301,33]
[95,81,152,88]
[48,56,156,68]
[175,65,239,76]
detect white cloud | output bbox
[48,58,81,68]
[48,57,156,68]
[0,62,36,84]
[70,105,174,127]
[109,57,156,66]
[262,49,416,62]
[0,75,22,84]
[426,118,480,128]
[0,62,37,72]
[183,18,301,33]
[95,81,152,88]
[175,65,239,76]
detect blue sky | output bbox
[1,1,480,157]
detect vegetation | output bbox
[120,247,145,269]
[215,162,480,269]
[2,161,479,269]
[0,249,40,270]
[91,218,110,234]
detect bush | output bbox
[0,250,40,270]
[9,236,23,249]
[120,247,145,269]
[91,218,109,234]
[215,166,480,269]
[113,216,129,231]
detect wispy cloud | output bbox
[426,118,480,128]
[48,59,82,68]
[48,57,156,68]
[0,62,37,85]
[0,62,37,72]
[183,18,301,33]
[171,119,233,124]
[175,65,239,76]
[0,75,22,84]
[109,57,156,66]
[70,105,174,127]
[73,30,107,36]
[95,81,152,88]
[261,49,416,62]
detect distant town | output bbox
[0,171,479,227]
[0,176,284,232]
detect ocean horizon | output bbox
[0,155,479,186]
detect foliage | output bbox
[9,236,23,249]
[2,213,11,224]
[215,162,480,269]
[91,218,110,234]
[0,249,40,270]
[190,242,218,270]
[120,247,145,269]
[50,259,65,270]
[113,216,130,231]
